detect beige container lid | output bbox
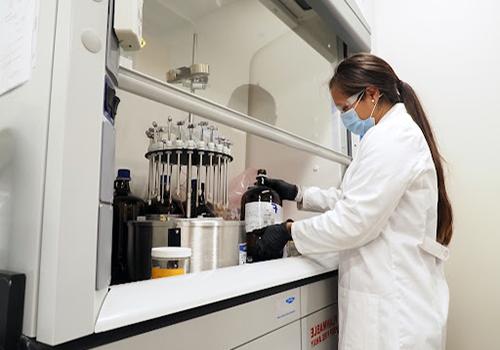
[152,247,192,259]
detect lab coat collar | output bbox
[360,103,405,141]
[376,102,406,126]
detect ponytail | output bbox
[398,81,453,246]
[330,53,453,246]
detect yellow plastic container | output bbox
[151,247,191,279]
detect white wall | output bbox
[371,1,500,348]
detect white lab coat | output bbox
[292,103,449,350]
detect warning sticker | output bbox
[309,317,338,348]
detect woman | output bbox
[256,53,453,350]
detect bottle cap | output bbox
[257,169,267,176]
[117,168,131,180]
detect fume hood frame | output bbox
[261,0,371,55]
[118,66,352,166]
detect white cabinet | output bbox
[235,321,301,350]
[236,303,339,350]
[301,275,339,350]
[301,305,339,350]
[97,288,302,350]
[301,275,338,316]
[96,275,338,349]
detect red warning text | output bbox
[310,317,339,347]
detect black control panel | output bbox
[104,76,120,123]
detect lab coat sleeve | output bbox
[298,186,342,212]
[291,132,422,254]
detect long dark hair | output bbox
[330,53,453,246]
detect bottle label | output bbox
[244,202,283,233]
[239,243,247,265]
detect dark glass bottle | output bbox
[146,175,170,214]
[168,176,186,216]
[146,175,185,217]
[195,182,215,217]
[189,179,197,217]
[111,169,146,284]
[241,169,283,263]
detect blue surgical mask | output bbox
[340,90,381,138]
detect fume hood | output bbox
[0,0,370,348]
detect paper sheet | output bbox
[0,0,39,96]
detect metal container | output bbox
[175,218,245,272]
[127,217,245,273]
[128,218,178,248]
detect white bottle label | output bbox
[244,201,283,233]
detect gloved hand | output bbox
[252,220,293,261]
[262,178,298,201]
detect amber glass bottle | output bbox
[240,169,283,262]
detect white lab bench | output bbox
[75,255,339,349]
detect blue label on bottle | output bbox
[271,203,278,213]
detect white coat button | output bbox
[81,30,102,53]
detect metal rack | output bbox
[144,119,233,218]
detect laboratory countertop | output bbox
[95,253,339,333]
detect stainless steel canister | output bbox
[175,218,245,272]
[128,218,178,248]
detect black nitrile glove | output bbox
[263,178,298,201]
[253,220,293,261]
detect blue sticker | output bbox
[271,203,278,213]
[285,297,295,304]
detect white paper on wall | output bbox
[0,0,39,96]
